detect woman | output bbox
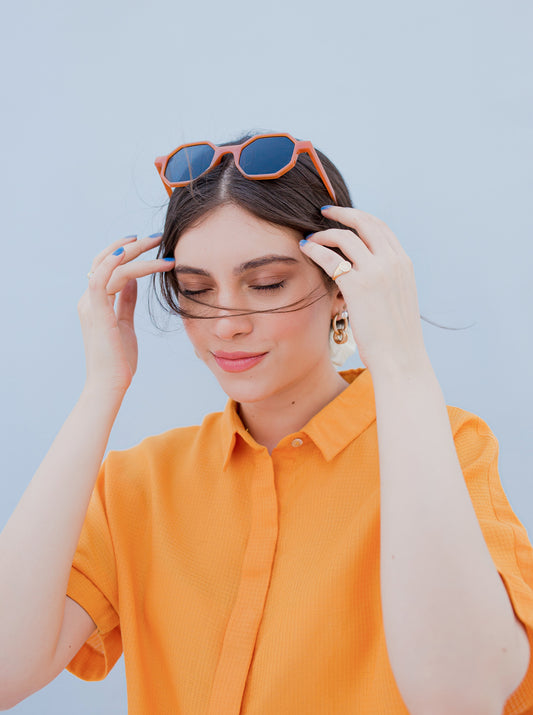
[1,132,533,714]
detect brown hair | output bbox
[150,133,468,333]
[151,131,354,320]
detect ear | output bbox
[330,286,346,318]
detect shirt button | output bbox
[291,438,304,448]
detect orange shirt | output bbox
[66,368,533,714]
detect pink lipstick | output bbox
[213,351,268,373]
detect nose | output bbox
[211,309,254,341]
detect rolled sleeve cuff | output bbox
[65,566,122,681]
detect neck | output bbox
[237,363,349,454]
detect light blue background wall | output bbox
[0,0,531,711]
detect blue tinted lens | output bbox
[165,144,215,183]
[239,136,295,176]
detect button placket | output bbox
[207,457,279,714]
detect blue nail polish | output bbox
[124,234,137,239]
[321,205,333,211]
[112,247,125,256]
[163,257,175,262]
[149,232,163,238]
[305,233,314,239]
[299,239,308,246]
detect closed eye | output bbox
[180,288,209,296]
[180,282,285,296]
[251,281,285,291]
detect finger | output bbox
[105,257,175,295]
[306,228,371,268]
[112,232,166,265]
[89,235,139,274]
[299,238,354,282]
[321,205,404,256]
[89,232,165,274]
[88,247,128,315]
[116,278,137,326]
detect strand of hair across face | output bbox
[175,284,330,320]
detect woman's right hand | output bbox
[77,233,175,399]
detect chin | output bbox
[215,374,277,405]
[208,360,291,404]
[204,349,321,404]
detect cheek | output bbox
[267,312,301,341]
[182,319,205,347]
[268,306,331,351]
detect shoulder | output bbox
[446,404,499,454]
[445,404,502,489]
[101,409,228,490]
[446,403,493,431]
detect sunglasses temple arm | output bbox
[301,146,337,204]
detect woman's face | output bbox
[173,203,344,404]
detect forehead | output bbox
[174,204,302,264]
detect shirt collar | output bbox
[221,368,376,469]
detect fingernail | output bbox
[299,239,308,246]
[149,232,163,238]
[321,205,333,211]
[124,234,137,239]
[163,257,175,262]
[113,247,125,256]
[305,233,315,239]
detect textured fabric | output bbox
[66,368,533,714]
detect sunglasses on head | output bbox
[154,132,337,203]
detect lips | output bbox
[212,350,268,373]
[213,351,266,360]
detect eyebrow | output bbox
[174,254,300,277]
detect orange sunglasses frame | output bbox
[154,132,337,203]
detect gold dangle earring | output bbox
[329,309,357,368]
[332,310,349,344]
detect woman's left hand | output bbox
[299,205,428,375]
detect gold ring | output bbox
[332,260,352,281]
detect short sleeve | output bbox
[65,457,123,681]
[450,408,533,713]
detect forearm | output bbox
[374,356,529,713]
[0,387,122,686]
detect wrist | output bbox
[80,382,127,415]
